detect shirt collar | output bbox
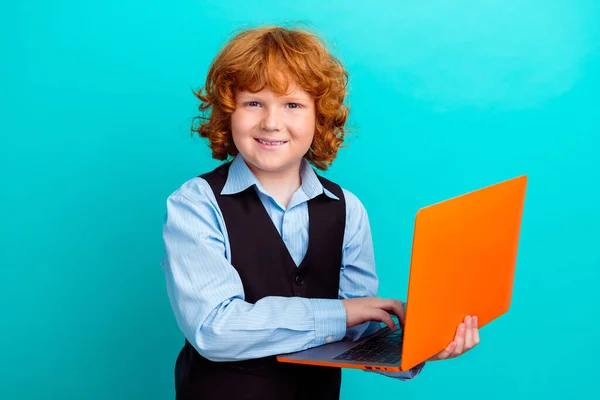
[221,154,339,201]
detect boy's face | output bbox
[231,83,315,177]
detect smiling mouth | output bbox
[255,138,288,146]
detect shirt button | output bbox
[294,274,305,285]
[326,336,334,343]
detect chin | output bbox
[247,157,297,174]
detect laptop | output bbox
[277,175,528,372]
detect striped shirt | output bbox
[161,154,423,379]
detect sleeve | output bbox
[160,186,347,362]
[339,189,426,380]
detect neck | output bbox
[247,161,302,208]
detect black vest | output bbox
[174,162,347,400]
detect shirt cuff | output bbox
[378,361,426,380]
[309,298,347,346]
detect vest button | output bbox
[294,274,305,285]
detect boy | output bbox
[161,26,479,399]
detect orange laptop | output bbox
[277,175,528,372]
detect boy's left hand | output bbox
[427,315,480,361]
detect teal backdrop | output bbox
[2,0,599,398]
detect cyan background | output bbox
[2,0,599,398]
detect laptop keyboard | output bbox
[333,329,403,364]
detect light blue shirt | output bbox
[161,154,424,379]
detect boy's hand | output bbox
[427,315,480,361]
[341,298,405,331]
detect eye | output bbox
[245,101,260,107]
[286,103,302,109]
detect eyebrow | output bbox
[238,91,311,100]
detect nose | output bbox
[260,107,282,132]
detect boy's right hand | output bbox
[341,298,405,331]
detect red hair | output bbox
[191,26,349,170]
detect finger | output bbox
[371,300,397,327]
[473,315,480,345]
[373,309,396,331]
[397,302,406,327]
[464,316,474,350]
[452,323,466,356]
[432,341,457,361]
[381,300,405,327]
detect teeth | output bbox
[257,139,286,145]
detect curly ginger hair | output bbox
[191,26,350,170]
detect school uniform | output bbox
[161,155,423,399]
